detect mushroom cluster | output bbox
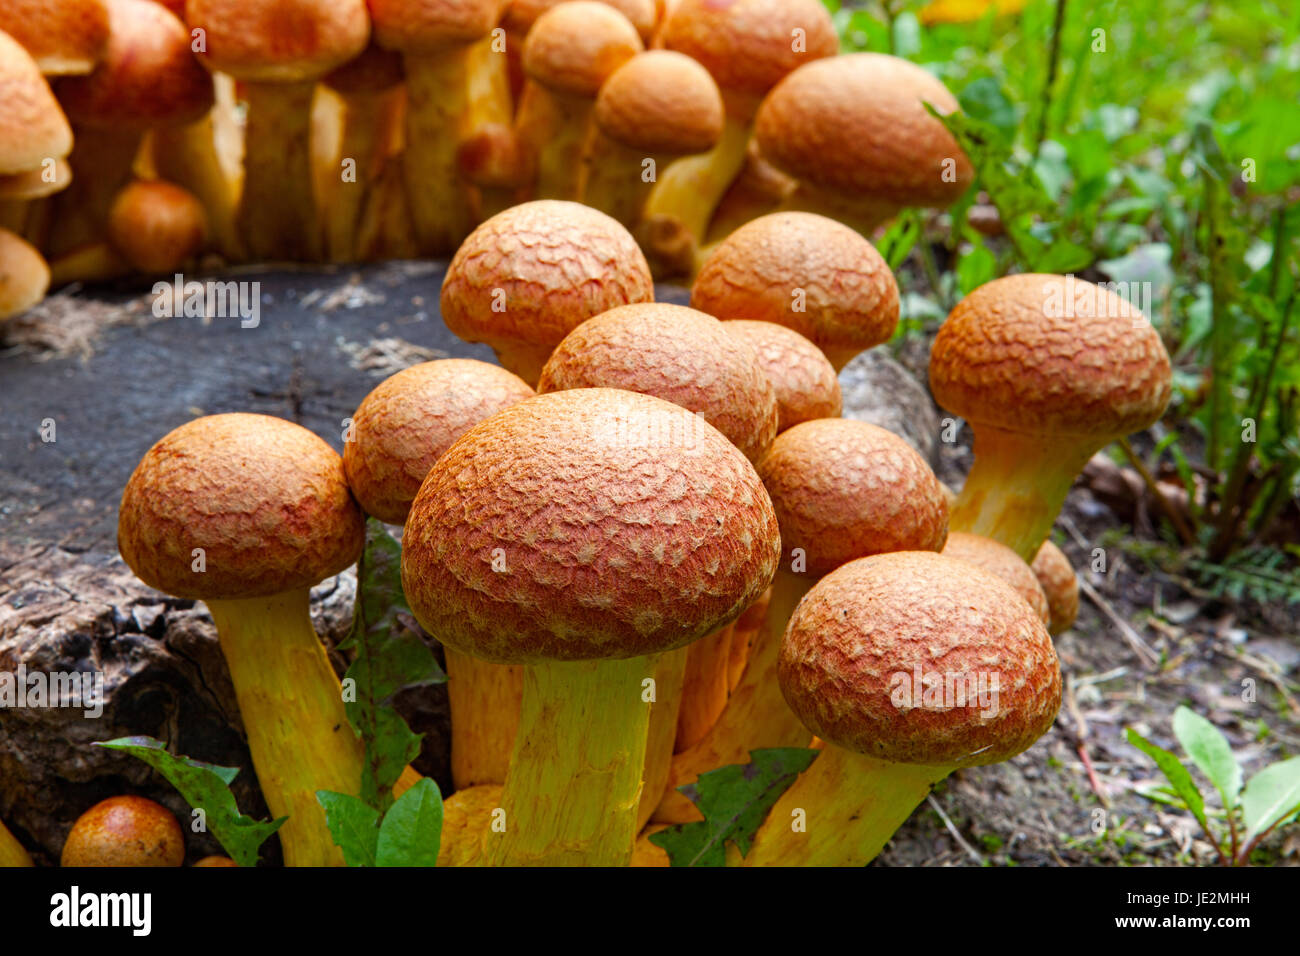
[0,0,975,323]
[2,1,1178,871]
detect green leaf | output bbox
[1241,756,1300,846]
[375,778,443,867]
[1126,728,1213,840]
[317,790,381,867]
[649,747,818,867]
[95,736,285,868]
[340,519,446,812]
[1172,706,1243,812]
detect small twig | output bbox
[1033,0,1069,158]
[926,794,983,865]
[1116,438,1198,545]
[1078,576,1162,667]
[1064,676,1110,808]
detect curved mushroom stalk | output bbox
[238,82,321,262]
[675,623,734,752]
[207,590,364,868]
[444,648,524,789]
[638,646,687,829]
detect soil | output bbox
[2,263,1297,867]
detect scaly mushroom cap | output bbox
[401,388,781,663]
[523,2,643,98]
[441,200,654,367]
[0,228,50,319]
[537,303,778,463]
[344,359,535,524]
[0,0,109,75]
[107,179,209,273]
[594,50,723,154]
[779,551,1062,766]
[59,0,213,128]
[506,0,657,42]
[929,273,1173,440]
[1032,539,1079,636]
[0,30,73,174]
[661,0,836,113]
[756,53,973,207]
[723,320,841,432]
[324,40,404,95]
[186,0,369,82]
[691,212,899,367]
[758,418,948,577]
[60,796,185,867]
[118,413,364,600]
[941,531,1050,626]
[369,0,503,52]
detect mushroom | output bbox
[118,413,366,866]
[0,28,74,236]
[738,551,1061,866]
[0,0,109,76]
[655,418,949,823]
[640,0,837,266]
[61,796,185,867]
[692,212,900,371]
[367,0,509,255]
[401,389,779,864]
[106,179,209,274]
[929,273,1172,560]
[941,531,1051,627]
[704,141,796,244]
[343,358,534,792]
[514,2,642,201]
[1032,539,1080,636]
[441,200,654,384]
[49,0,212,258]
[754,53,974,234]
[722,320,842,433]
[435,784,503,867]
[0,228,50,321]
[584,50,723,229]
[0,818,32,867]
[536,302,779,813]
[193,856,238,867]
[320,43,405,263]
[186,0,368,262]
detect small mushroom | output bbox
[740,551,1060,866]
[941,531,1051,627]
[61,796,185,867]
[722,320,842,433]
[1032,539,1080,636]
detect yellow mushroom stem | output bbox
[355,151,418,262]
[152,109,243,261]
[207,589,428,867]
[770,184,899,242]
[487,654,657,866]
[463,34,516,220]
[638,648,686,829]
[48,242,128,286]
[950,424,1097,562]
[0,819,33,867]
[581,135,673,229]
[727,588,769,693]
[674,622,735,752]
[402,45,504,255]
[640,114,749,260]
[323,86,404,262]
[238,81,321,262]
[731,744,952,866]
[514,83,594,201]
[436,784,502,867]
[654,569,813,823]
[444,646,523,790]
[206,589,362,867]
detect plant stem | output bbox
[1033,0,1069,159]
[1116,437,1198,545]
